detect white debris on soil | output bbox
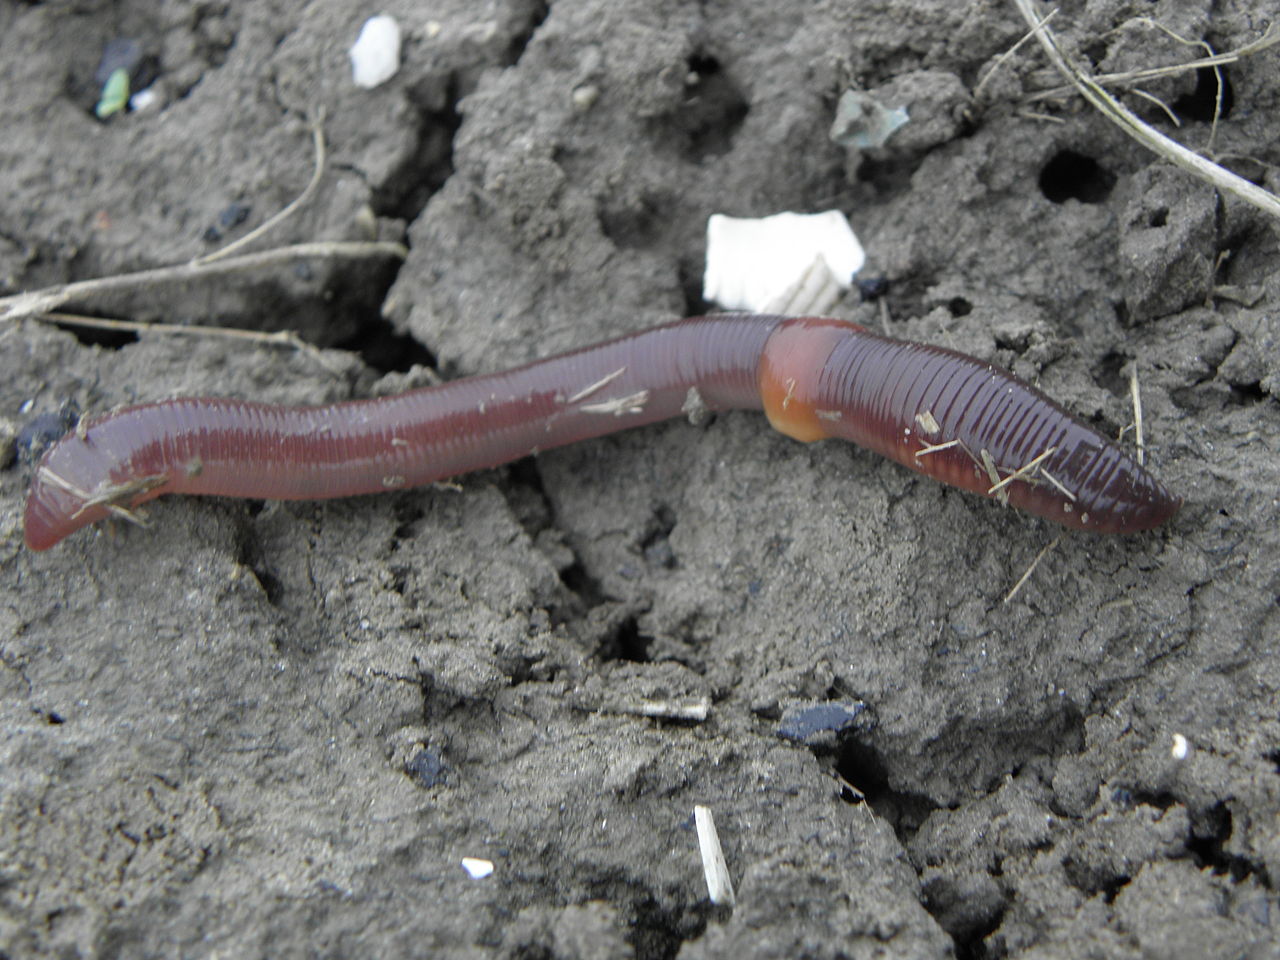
[128,86,159,112]
[350,14,402,89]
[694,805,736,907]
[1171,732,1189,761]
[703,210,865,314]
[460,857,495,879]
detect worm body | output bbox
[24,315,1179,550]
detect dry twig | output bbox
[0,240,407,326]
[1,111,406,353]
[1003,535,1062,604]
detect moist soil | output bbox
[2,2,1279,958]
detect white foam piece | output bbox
[763,257,843,317]
[704,211,865,313]
[350,14,402,89]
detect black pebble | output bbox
[777,701,866,744]
[857,276,889,302]
[405,747,448,788]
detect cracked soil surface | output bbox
[2,1,1279,958]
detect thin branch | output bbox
[1127,88,1181,127]
[0,240,408,324]
[36,311,350,376]
[1003,535,1062,605]
[193,113,329,266]
[975,9,1059,102]
[1128,364,1146,467]
[1130,17,1225,150]
[1024,23,1278,102]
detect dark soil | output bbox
[3,1,1278,958]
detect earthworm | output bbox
[23,314,1180,550]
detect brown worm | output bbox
[23,314,1180,550]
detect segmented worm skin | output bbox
[23,314,1179,550]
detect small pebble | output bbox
[857,276,890,301]
[350,15,402,89]
[572,84,600,112]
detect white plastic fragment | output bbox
[350,15,402,89]
[694,805,736,907]
[703,211,865,314]
[128,86,159,113]
[830,90,910,149]
[460,856,495,879]
[1171,733,1189,761]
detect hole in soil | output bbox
[993,327,1031,353]
[1188,801,1256,881]
[58,319,139,350]
[386,564,409,596]
[835,738,938,841]
[560,560,605,607]
[947,297,972,317]
[1039,150,1116,204]
[1062,854,1131,900]
[375,82,463,221]
[502,0,550,67]
[1227,380,1266,405]
[641,504,678,569]
[1101,874,1131,904]
[1081,39,1108,65]
[234,531,283,606]
[1092,349,1129,398]
[597,613,651,662]
[630,897,692,960]
[955,917,1003,960]
[1266,750,1280,774]
[854,153,921,194]
[313,255,407,348]
[1125,789,1178,811]
[392,502,425,541]
[334,314,435,374]
[667,51,749,161]
[921,877,1006,960]
[1173,65,1234,123]
[679,258,711,317]
[598,191,672,250]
